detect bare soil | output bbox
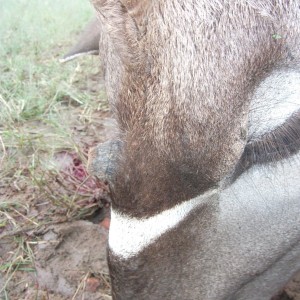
[34,220,110,298]
[1,221,110,300]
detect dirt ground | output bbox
[1,221,110,300]
[0,109,116,299]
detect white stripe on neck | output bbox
[108,189,217,259]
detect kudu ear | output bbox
[118,0,150,33]
[60,17,100,63]
[90,0,150,66]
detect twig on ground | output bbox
[0,134,6,168]
[0,218,69,240]
[72,272,90,300]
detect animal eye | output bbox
[240,110,300,168]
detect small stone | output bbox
[100,217,110,230]
[86,277,101,293]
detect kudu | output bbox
[65,1,300,299]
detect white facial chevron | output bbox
[108,189,217,259]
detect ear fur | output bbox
[60,17,100,63]
[90,0,151,68]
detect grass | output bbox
[0,236,35,295]
[0,0,110,298]
[0,0,101,121]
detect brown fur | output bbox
[87,0,300,298]
[91,0,299,217]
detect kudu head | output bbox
[69,1,300,299]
